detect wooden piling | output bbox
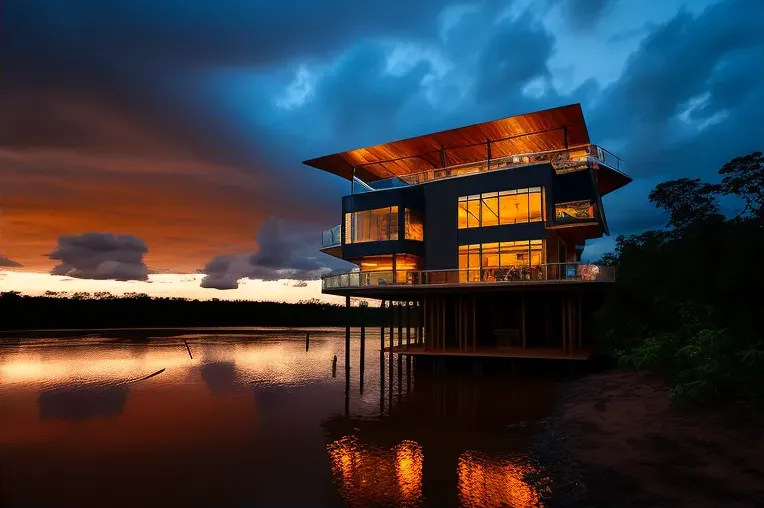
[345,296,351,370]
[397,301,403,348]
[360,303,365,392]
[406,301,411,348]
[305,332,310,352]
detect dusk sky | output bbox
[1,0,762,302]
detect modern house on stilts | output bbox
[305,104,631,361]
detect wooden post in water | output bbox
[578,292,583,349]
[380,300,386,352]
[345,296,351,370]
[418,301,424,346]
[389,301,394,351]
[397,302,403,348]
[305,332,310,352]
[521,294,527,348]
[360,302,366,393]
[406,301,411,348]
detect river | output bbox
[0,328,559,507]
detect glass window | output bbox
[345,206,399,243]
[467,199,480,228]
[405,209,424,241]
[481,194,499,227]
[529,190,543,222]
[459,188,544,228]
[458,201,469,229]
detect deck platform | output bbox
[383,345,593,361]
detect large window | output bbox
[404,209,424,241]
[458,187,543,228]
[356,254,421,284]
[555,200,595,221]
[344,206,398,244]
[458,240,544,282]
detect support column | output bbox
[360,303,365,393]
[406,301,411,348]
[472,295,477,352]
[578,293,583,349]
[345,296,351,371]
[380,300,386,352]
[561,294,567,353]
[418,300,424,346]
[521,294,527,348]
[398,301,403,348]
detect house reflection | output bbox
[38,383,129,421]
[200,361,237,395]
[324,367,549,507]
[327,436,423,508]
[457,451,539,508]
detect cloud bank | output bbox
[49,233,149,281]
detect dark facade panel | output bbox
[341,186,424,214]
[457,223,546,245]
[342,240,425,261]
[423,165,555,270]
[551,170,597,203]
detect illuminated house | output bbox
[305,104,631,358]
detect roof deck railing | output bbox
[321,263,614,290]
[356,144,624,192]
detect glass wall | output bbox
[404,209,424,241]
[356,254,421,284]
[458,240,544,282]
[344,206,398,244]
[458,187,543,229]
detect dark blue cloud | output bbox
[2,0,762,268]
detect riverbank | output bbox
[530,370,764,508]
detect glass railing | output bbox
[321,225,341,248]
[321,263,615,289]
[358,144,624,191]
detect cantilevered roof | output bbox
[303,103,591,182]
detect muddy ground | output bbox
[530,370,764,508]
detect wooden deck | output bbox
[383,345,593,361]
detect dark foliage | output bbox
[596,151,764,403]
[0,292,400,330]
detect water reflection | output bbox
[38,383,129,421]
[0,329,555,507]
[327,436,424,508]
[457,451,539,508]
[200,361,237,395]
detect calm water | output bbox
[0,328,558,507]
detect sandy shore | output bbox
[530,370,764,508]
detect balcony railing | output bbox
[321,263,614,289]
[321,224,341,248]
[355,144,624,192]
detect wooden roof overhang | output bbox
[303,104,592,183]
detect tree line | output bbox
[595,151,764,403]
[0,292,401,330]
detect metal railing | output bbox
[321,224,341,248]
[360,144,624,191]
[321,263,614,289]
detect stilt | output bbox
[345,296,351,370]
[521,294,527,348]
[398,301,403,348]
[578,293,584,349]
[305,332,310,352]
[561,294,566,353]
[472,295,477,352]
[441,297,446,351]
[360,303,365,394]
[389,302,394,351]
[418,301,424,346]
[380,300,386,352]
[406,301,411,348]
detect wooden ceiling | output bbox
[303,104,592,182]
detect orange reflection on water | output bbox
[457,450,540,508]
[327,436,423,508]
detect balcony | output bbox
[321,224,341,248]
[353,144,624,193]
[321,263,614,290]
